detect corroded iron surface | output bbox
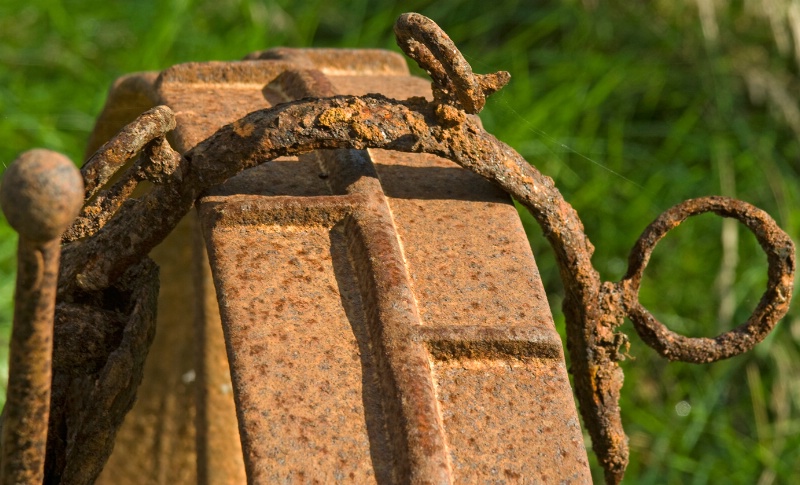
[196,50,589,482]
[47,259,159,484]
[0,152,160,485]
[63,106,178,243]
[0,150,83,484]
[0,12,794,485]
[394,13,510,114]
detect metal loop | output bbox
[394,13,510,114]
[81,105,176,201]
[620,196,795,363]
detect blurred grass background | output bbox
[1,0,799,482]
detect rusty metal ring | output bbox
[395,13,496,114]
[620,196,795,363]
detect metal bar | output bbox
[0,149,83,484]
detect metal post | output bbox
[0,149,83,484]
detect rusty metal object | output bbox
[394,12,510,114]
[63,106,179,243]
[192,218,245,485]
[0,150,83,484]
[2,11,795,484]
[152,46,587,481]
[94,221,197,485]
[198,144,589,481]
[54,13,795,483]
[81,104,177,200]
[622,197,794,362]
[46,259,159,484]
[0,151,160,485]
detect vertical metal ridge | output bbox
[343,204,453,484]
[280,64,453,483]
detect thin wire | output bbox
[493,90,643,189]
[464,53,643,188]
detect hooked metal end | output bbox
[394,12,510,114]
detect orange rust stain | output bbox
[232,119,255,137]
[318,108,352,127]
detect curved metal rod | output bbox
[80,105,176,201]
[54,12,795,485]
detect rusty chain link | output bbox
[621,196,794,363]
[0,12,794,485]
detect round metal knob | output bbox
[1,149,84,241]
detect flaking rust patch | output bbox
[318,108,353,127]
[353,122,383,140]
[232,119,255,137]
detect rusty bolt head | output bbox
[1,149,84,242]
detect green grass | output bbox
[2,1,799,482]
